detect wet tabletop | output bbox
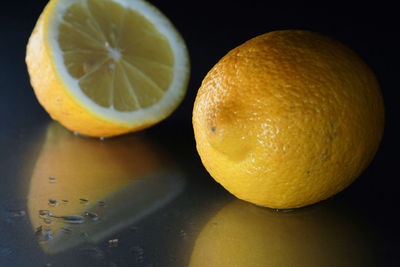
[0,1,398,267]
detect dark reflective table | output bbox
[1,1,398,266]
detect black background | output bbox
[1,1,399,265]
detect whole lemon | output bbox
[193,30,384,209]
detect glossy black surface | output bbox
[0,1,398,266]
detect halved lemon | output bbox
[26,0,189,137]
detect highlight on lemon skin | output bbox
[189,200,376,267]
[26,0,190,138]
[193,30,384,209]
[27,122,185,253]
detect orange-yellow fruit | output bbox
[26,0,189,138]
[193,30,384,209]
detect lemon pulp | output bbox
[59,0,173,111]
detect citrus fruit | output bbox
[193,30,384,209]
[28,122,184,253]
[26,0,189,138]
[189,200,375,267]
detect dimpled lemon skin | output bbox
[193,30,384,209]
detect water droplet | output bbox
[80,198,89,204]
[48,176,56,183]
[85,212,99,221]
[62,227,72,233]
[48,199,58,207]
[108,239,119,247]
[105,41,110,48]
[39,210,51,217]
[42,213,83,224]
[53,215,85,224]
[35,225,43,235]
[38,228,53,242]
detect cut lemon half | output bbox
[26,0,189,137]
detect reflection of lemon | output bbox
[190,200,374,267]
[193,30,384,209]
[27,122,183,253]
[26,0,189,137]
